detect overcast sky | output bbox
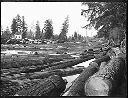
[1,2,97,37]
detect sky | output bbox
[1,2,97,37]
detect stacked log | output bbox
[16,75,67,96]
[62,55,111,96]
[84,57,125,96]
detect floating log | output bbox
[0,78,21,96]
[62,55,111,96]
[7,67,84,80]
[84,57,125,96]
[1,64,49,75]
[42,56,95,72]
[1,57,88,75]
[16,75,67,96]
[1,55,63,69]
[29,67,85,79]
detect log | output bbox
[1,57,89,75]
[1,64,49,75]
[7,67,84,80]
[99,62,107,70]
[0,79,21,96]
[42,56,95,72]
[62,55,111,96]
[1,55,63,69]
[91,55,110,66]
[29,67,85,79]
[84,57,125,96]
[16,75,67,96]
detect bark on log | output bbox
[62,55,111,96]
[42,56,95,72]
[16,75,67,96]
[84,57,125,96]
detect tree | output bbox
[11,14,28,39]
[35,21,41,40]
[81,2,126,42]
[43,19,53,39]
[22,16,27,39]
[27,29,33,39]
[53,34,59,41]
[74,31,78,40]
[15,14,22,33]
[59,16,69,42]
[78,34,82,41]
[1,27,11,44]
[40,29,45,40]
[11,18,17,35]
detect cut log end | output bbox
[85,77,111,96]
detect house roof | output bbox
[15,32,22,35]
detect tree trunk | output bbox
[62,55,111,96]
[84,57,125,96]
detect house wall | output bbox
[15,35,22,39]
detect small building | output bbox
[14,32,22,39]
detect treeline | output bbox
[1,15,85,44]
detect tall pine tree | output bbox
[43,19,53,39]
[11,18,17,35]
[15,14,22,33]
[35,21,41,40]
[22,16,27,39]
[59,16,69,42]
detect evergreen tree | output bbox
[1,27,11,44]
[59,16,69,42]
[15,14,22,33]
[11,18,17,35]
[53,34,59,41]
[22,16,27,39]
[43,19,53,39]
[81,2,126,41]
[11,14,28,38]
[41,29,45,40]
[35,21,41,40]
[74,31,78,40]
[27,29,33,39]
